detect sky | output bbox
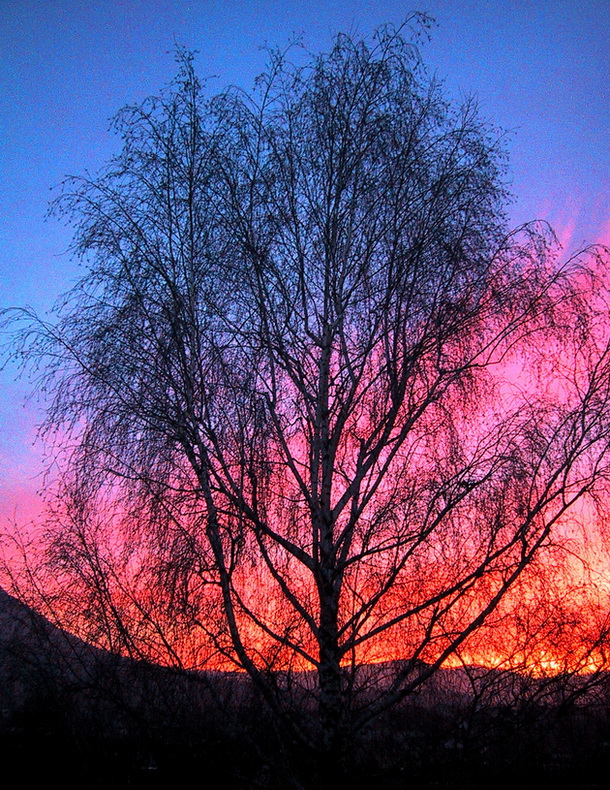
[0,0,608,528]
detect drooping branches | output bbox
[5,19,610,772]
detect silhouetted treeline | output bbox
[1,587,609,788]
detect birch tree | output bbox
[9,19,610,783]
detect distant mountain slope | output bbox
[0,586,245,738]
[0,585,100,658]
[0,586,114,726]
[2,586,609,789]
[1,583,606,731]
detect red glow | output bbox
[2,232,610,681]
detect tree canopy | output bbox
[6,18,610,781]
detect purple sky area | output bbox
[0,0,608,528]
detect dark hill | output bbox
[1,587,609,788]
[0,586,251,786]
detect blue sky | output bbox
[0,0,608,524]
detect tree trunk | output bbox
[317,576,346,787]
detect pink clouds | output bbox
[529,186,607,255]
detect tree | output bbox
[6,18,610,784]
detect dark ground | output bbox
[1,587,609,788]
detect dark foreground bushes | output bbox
[2,663,610,789]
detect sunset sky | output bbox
[0,0,608,529]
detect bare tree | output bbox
[6,18,610,782]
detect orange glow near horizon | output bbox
[3,499,610,680]
[2,237,610,683]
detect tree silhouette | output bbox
[7,18,610,782]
